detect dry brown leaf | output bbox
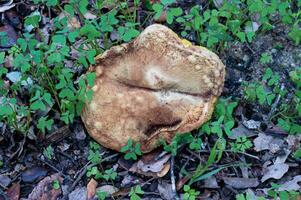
[87,178,98,200]
[6,183,20,200]
[27,173,63,200]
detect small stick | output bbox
[170,155,179,200]
[267,83,285,122]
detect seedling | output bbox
[86,166,102,179]
[96,191,107,200]
[129,185,144,200]
[52,180,60,190]
[43,145,54,160]
[260,53,272,64]
[230,136,253,152]
[88,142,102,164]
[183,185,200,200]
[102,168,117,181]
[120,139,142,160]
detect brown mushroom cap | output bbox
[81,24,225,153]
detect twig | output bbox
[267,83,285,122]
[170,155,179,200]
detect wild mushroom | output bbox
[81,24,225,153]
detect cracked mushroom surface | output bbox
[81,24,225,153]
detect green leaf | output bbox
[161,0,174,5]
[288,25,301,45]
[79,0,88,14]
[17,38,27,52]
[24,12,41,28]
[86,50,96,64]
[0,52,4,64]
[52,180,60,190]
[64,4,75,17]
[46,0,57,7]
[48,52,62,63]
[152,3,163,19]
[0,66,8,76]
[80,23,99,40]
[59,88,75,100]
[236,32,246,43]
[0,105,13,116]
[52,34,67,45]
[86,72,96,87]
[30,100,46,111]
[37,117,54,133]
[224,121,234,136]
[166,7,183,24]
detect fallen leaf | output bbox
[73,124,86,141]
[229,124,257,139]
[286,135,301,151]
[203,176,219,189]
[254,133,284,153]
[97,185,119,195]
[0,24,17,48]
[275,149,291,164]
[84,12,97,19]
[68,187,87,200]
[265,125,288,136]
[27,173,63,200]
[223,177,259,189]
[87,178,98,200]
[243,119,261,130]
[261,163,289,182]
[6,183,20,200]
[158,181,174,200]
[21,167,48,183]
[6,71,33,86]
[278,175,301,191]
[0,0,15,13]
[0,175,11,187]
[129,152,171,178]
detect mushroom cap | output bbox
[81,24,225,153]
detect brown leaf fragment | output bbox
[6,183,20,200]
[223,177,259,189]
[27,173,63,200]
[87,178,98,200]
